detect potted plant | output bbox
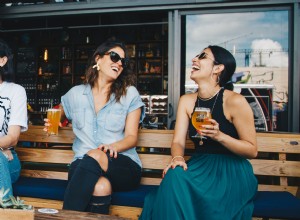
[0,187,34,220]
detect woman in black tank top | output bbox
[140,45,258,220]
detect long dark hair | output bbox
[84,39,136,102]
[208,45,236,90]
[0,38,15,82]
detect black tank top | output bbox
[188,88,238,155]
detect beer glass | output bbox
[47,108,61,135]
[191,107,212,145]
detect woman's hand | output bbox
[199,118,222,141]
[162,157,187,178]
[43,118,62,133]
[97,144,118,159]
[1,149,13,161]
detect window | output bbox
[1,1,86,7]
[184,10,289,132]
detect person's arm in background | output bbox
[0,85,27,160]
[55,103,70,127]
[0,126,21,160]
[44,103,69,129]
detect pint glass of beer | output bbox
[191,107,212,132]
[47,108,61,135]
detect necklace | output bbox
[196,87,223,146]
[197,88,222,101]
[197,87,223,114]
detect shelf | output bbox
[13,25,168,117]
[138,73,162,77]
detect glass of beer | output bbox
[47,108,61,135]
[191,107,212,145]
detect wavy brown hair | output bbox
[84,39,136,102]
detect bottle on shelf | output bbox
[145,44,153,58]
[64,63,71,74]
[38,67,43,75]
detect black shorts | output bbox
[68,152,142,192]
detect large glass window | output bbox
[184,10,289,132]
[1,0,86,7]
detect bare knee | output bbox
[93,177,112,196]
[87,149,108,171]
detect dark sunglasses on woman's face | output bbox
[105,51,129,67]
[196,52,219,65]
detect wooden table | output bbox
[35,209,129,220]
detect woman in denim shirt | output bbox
[59,39,145,214]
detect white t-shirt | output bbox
[0,81,28,137]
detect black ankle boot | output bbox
[86,195,112,215]
[63,155,102,211]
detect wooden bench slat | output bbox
[137,130,174,148]
[20,170,68,180]
[257,184,298,196]
[19,126,74,144]
[16,148,73,164]
[140,177,162,186]
[19,126,300,153]
[257,135,300,153]
[139,154,171,169]
[250,159,300,177]
[256,132,300,139]
[21,197,63,209]
[16,147,300,178]
[20,170,163,185]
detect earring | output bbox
[92,63,100,71]
[216,76,220,84]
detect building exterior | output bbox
[1,0,299,132]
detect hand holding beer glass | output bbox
[191,107,212,145]
[46,108,61,135]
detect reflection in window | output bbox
[1,0,86,7]
[185,10,289,132]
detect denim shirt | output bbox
[61,84,145,167]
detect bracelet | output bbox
[0,147,13,151]
[3,152,9,160]
[171,156,185,163]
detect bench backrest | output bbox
[16,126,300,195]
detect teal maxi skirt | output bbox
[139,153,258,220]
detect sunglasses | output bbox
[196,52,219,65]
[105,51,129,67]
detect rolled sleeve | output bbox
[126,86,145,122]
[61,96,71,121]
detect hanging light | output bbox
[44,48,48,62]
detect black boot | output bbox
[86,195,112,215]
[63,155,102,211]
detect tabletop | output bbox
[34,208,129,220]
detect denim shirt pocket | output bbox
[72,109,85,129]
[105,108,126,132]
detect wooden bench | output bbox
[14,125,300,220]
